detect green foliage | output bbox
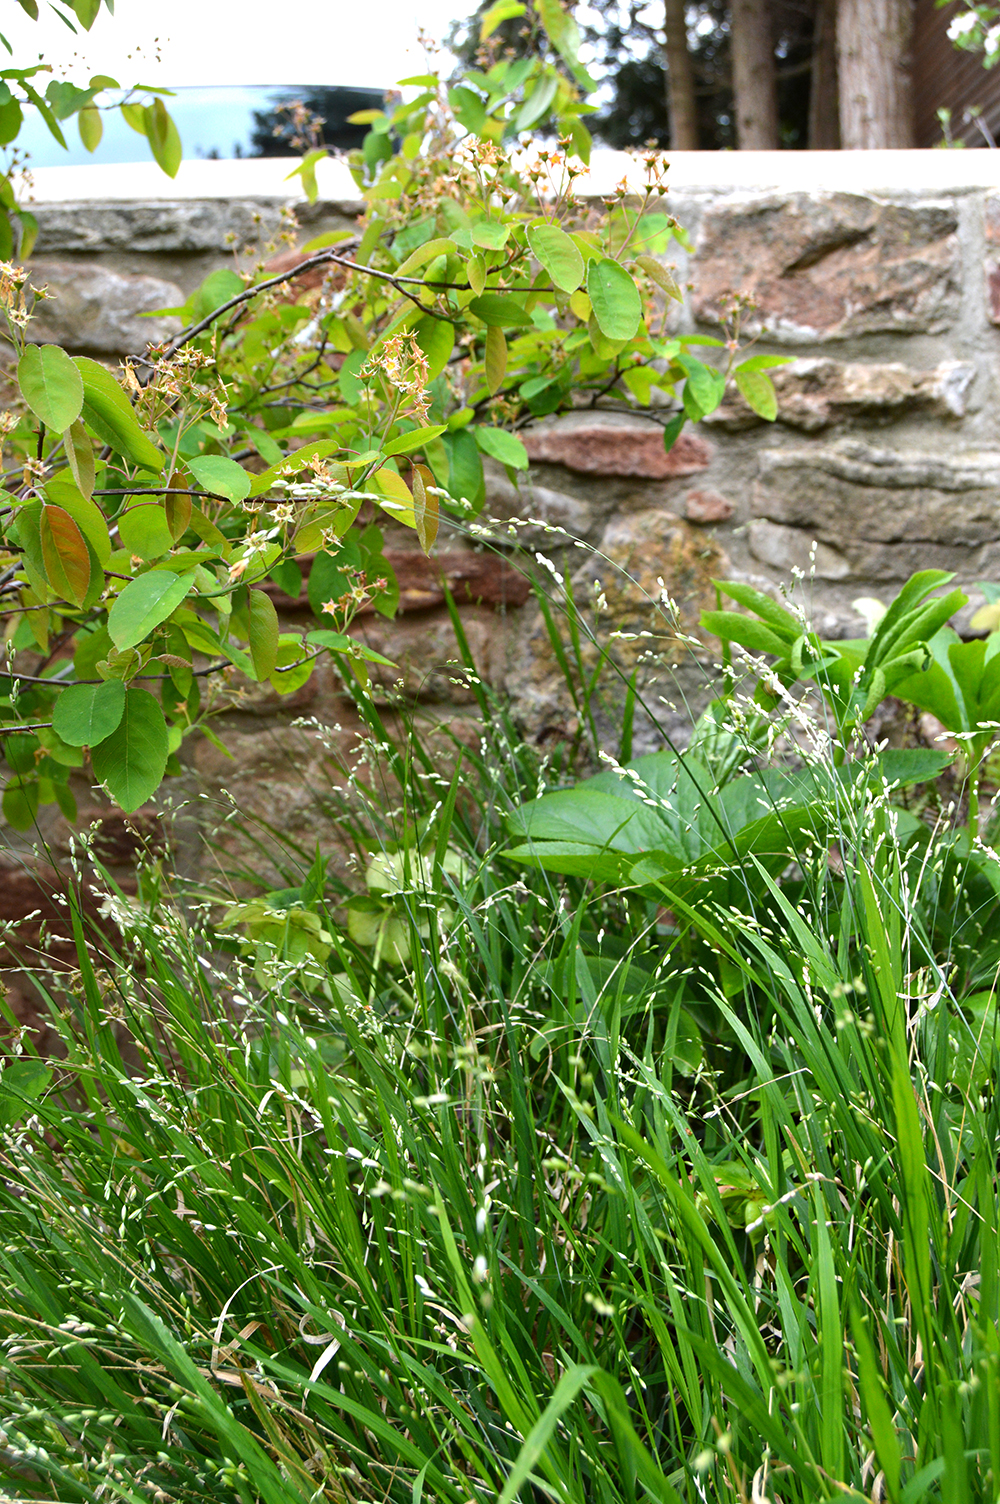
[2,628,1000,1502]
[1,11,779,821]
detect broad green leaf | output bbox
[143,97,181,178]
[78,104,102,150]
[471,219,510,250]
[676,353,725,417]
[473,426,529,470]
[485,324,507,394]
[2,777,39,832]
[394,236,456,277]
[39,503,90,606]
[527,220,585,292]
[587,257,642,342]
[268,634,315,696]
[662,413,685,452]
[384,424,447,458]
[75,356,165,472]
[18,343,84,432]
[414,316,455,381]
[469,293,534,327]
[63,418,96,499]
[735,363,778,421]
[91,686,168,812]
[635,253,683,302]
[515,73,559,132]
[0,1059,52,1129]
[108,570,196,651]
[187,454,252,503]
[307,630,397,666]
[53,679,127,747]
[480,0,525,39]
[247,588,279,680]
[118,500,174,561]
[444,429,486,510]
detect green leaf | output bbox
[470,219,510,250]
[735,362,778,421]
[78,104,102,151]
[118,500,174,561]
[91,686,168,812]
[75,356,165,472]
[411,463,439,555]
[485,324,507,395]
[187,454,251,503]
[307,630,397,666]
[17,343,84,432]
[662,413,685,452]
[0,1059,52,1130]
[527,219,585,292]
[676,353,725,418]
[143,97,181,177]
[247,588,279,680]
[480,0,525,39]
[587,257,642,342]
[473,426,529,470]
[635,253,682,302]
[514,72,559,132]
[63,418,96,500]
[469,293,534,327]
[53,679,127,747]
[108,570,196,651]
[383,424,448,458]
[414,316,454,382]
[2,777,39,832]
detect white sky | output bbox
[1,0,464,88]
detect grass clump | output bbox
[1,575,1000,1503]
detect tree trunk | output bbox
[837,0,914,147]
[809,0,840,147]
[731,0,780,149]
[663,0,699,150]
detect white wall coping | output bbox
[20,147,1000,206]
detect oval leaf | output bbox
[39,504,90,607]
[469,293,534,328]
[118,500,174,561]
[383,423,448,458]
[75,357,165,472]
[43,476,111,563]
[473,425,529,471]
[63,418,96,499]
[734,363,778,421]
[485,324,507,396]
[527,220,585,293]
[187,454,252,503]
[412,463,439,555]
[108,570,196,651]
[247,588,279,680]
[91,686,168,812]
[53,679,127,747]
[587,258,642,342]
[18,344,84,432]
[635,253,683,303]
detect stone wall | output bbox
[8,161,1000,873]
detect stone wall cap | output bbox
[19,155,365,206]
[22,147,1000,207]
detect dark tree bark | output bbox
[663,0,699,149]
[837,0,914,147]
[808,0,840,147]
[731,0,780,148]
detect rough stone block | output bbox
[26,260,183,354]
[752,440,1000,580]
[31,199,287,255]
[523,411,712,477]
[748,519,850,579]
[692,193,960,342]
[705,357,975,432]
[684,488,734,524]
[984,192,1000,325]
